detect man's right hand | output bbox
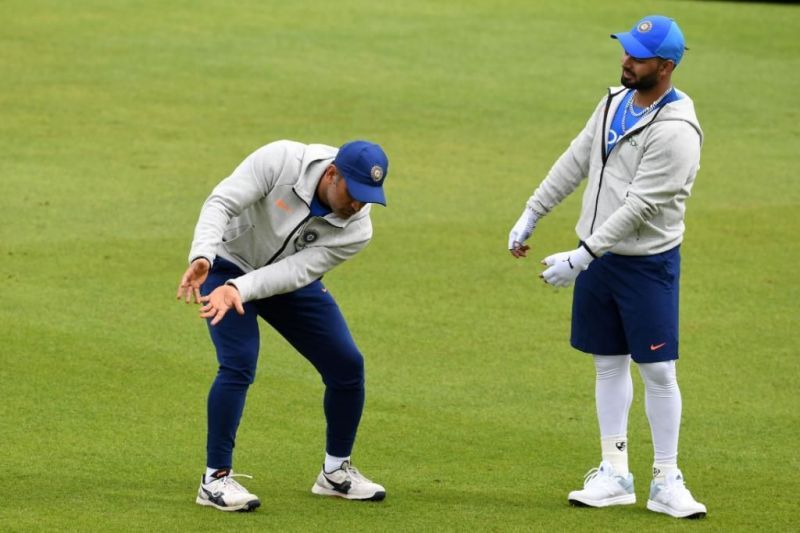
[508,207,538,258]
[176,258,211,304]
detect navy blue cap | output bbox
[334,140,389,206]
[612,15,686,65]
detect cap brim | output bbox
[343,175,386,206]
[611,32,656,59]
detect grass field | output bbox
[2,0,799,531]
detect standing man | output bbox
[508,16,706,519]
[177,139,389,511]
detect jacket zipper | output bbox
[263,186,355,266]
[590,90,619,232]
[589,90,666,233]
[264,188,311,266]
[265,215,311,266]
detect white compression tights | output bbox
[594,356,682,465]
[594,355,633,437]
[638,359,681,465]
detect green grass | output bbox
[2,0,799,531]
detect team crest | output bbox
[302,230,318,244]
[297,229,319,249]
[638,21,652,33]
[370,165,384,182]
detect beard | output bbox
[621,69,660,91]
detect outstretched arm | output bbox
[176,258,211,304]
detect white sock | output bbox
[652,462,678,482]
[324,454,349,473]
[204,466,229,483]
[638,360,682,468]
[601,436,629,476]
[594,355,633,476]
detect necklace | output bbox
[622,86,673,133]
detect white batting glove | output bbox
[508,207,539,257]
[541,245,594,288]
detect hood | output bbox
[292,143,338,205]
[653,89,703,145]
[608,86,703,145]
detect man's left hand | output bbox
[540,246,594,288]
[199,284,245,326]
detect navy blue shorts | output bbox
[570,246,681,363]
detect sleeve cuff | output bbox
[579,241,598,259]
[190,255,214,267]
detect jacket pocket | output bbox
[222,224,254,243]
[221,225,262,266]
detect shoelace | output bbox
[582,467,600,487]
[342,464,369,483]
[582,466,626,491]
[661,478,694,502]
[582,467,613,487]
[212,473,254,493]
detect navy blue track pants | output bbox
[201,257,365,469]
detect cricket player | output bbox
[508,16,706,518]
[177,140,389,511]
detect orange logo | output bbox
[275,199,292,212]
[650,342,667,351]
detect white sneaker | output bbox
[196,470,261,512]
[647,470,707,518]
[311,461,386,501]
[568,461,636,507]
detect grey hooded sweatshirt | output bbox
[527,86,703,257]
[188,140,373,303]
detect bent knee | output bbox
[594,354,631,379]
[324,349,364,389]
[216,362,257,386]
[638,360,677,388]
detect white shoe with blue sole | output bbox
[647,470,707,519]
[568,461,636,507]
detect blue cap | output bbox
[611,15,685,65]
[334,140,389,206]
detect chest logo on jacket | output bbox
[275,198,293,213]
[296,229,319,249]
[608,130,641,152]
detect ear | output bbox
[661,59,676,76]
[323,165,337,182]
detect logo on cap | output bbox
[370,165,384,182]
[638,20,652,33]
